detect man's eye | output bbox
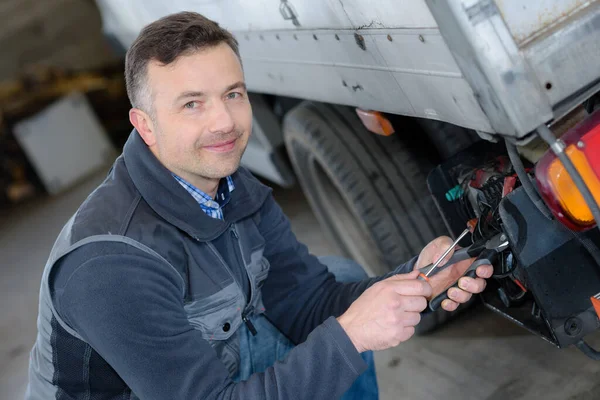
[184,101,197,109]
[227,92,242,100]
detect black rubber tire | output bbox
[282,101,454,334]
[416,118,480,160]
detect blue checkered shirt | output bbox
[173,174,235,220]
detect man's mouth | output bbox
[203,138,237,153]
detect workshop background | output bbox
[1,1,600,399]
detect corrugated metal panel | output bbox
[95,0,439,49]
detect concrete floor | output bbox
[2,166,600,399]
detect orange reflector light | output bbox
[355,109,395,136]
[546,145,600,225]
[536,109,600,231]
[591,293,600,319]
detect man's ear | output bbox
[129,108,157,147]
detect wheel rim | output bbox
[306,153,389,277]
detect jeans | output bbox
[233,256,379,399]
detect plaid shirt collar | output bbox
[172,174,235,220]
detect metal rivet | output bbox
[387,34,393,42]
[354,33,366,51]
[577,141,585,149]
[222,322,231,332]
[419,35,425,42]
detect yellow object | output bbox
[547,145,600,225]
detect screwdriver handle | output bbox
[428,249,499,311]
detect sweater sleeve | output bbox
[258,194,418,344]
[51,243,367,400]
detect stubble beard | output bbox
[188,129,248,180]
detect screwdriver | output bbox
[417,229,470,282]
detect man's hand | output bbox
[337,270,431,353]
[415,236,493,312]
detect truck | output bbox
[93,0,600,359]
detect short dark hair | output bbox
[124,11,240,112]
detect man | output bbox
[27,12,492,399]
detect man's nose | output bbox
[208,101,235,134]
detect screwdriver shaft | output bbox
[424,228,470,277]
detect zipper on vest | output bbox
[231,224,258,336]
[242,308,258,336]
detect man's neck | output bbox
[182,174,220,199]
[149,147,220,198]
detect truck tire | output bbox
[416,118,480,160]
[282,101,454,334]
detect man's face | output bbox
[144,43,251,184]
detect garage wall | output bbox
[0,0,119,81]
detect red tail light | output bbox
[535,109,600,231]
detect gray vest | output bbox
[27,206,271,399]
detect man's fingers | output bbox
[400,326,416,342]
[476,265,494,279]
[396,295,428,312]
[441,299,459,312]
[402,311,422,327]
[458,276,487,294]
[447,287,472,304]
[388,279,432,297]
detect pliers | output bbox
[418,232,510,311]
